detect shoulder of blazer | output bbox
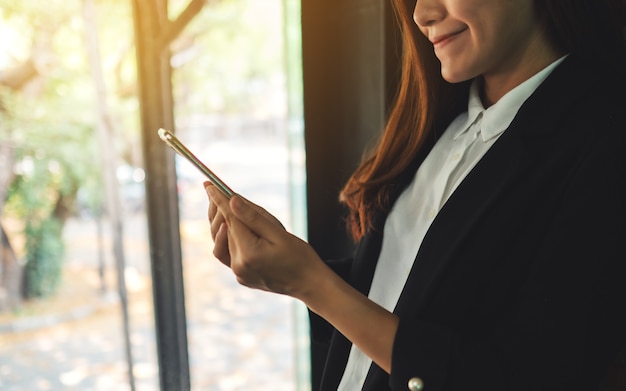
[512,54,626,140]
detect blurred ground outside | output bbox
[0,129,306,391]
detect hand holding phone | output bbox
[157,128,234,198]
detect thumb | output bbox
[229,195,283,243]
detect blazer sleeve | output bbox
[388,118,626,390]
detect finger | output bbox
[205,185,225,240]
[206,185,284,247]
[224,212,267,274]
[205,181,284,230]
[210,211,226,241]
[213,223,231,266]
[206,182,219,223]
[229,195,284,243]
[205,181,232,213]
[208,195,218,221]
[209,202,225,236]
[240,198,285,230]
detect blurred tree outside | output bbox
[0,0,292,308]
[0,0,142,309]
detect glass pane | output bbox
[171,0,309,389]
[0,0,309,390]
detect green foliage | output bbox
[22,218,65,298]
[2,102,97,297]
[3,150,66,298]
[0,0,108,299]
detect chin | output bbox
[439,63,477,84]
[440,71,473,84]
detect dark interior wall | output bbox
[301,0,400,261]
[300,1,401,388]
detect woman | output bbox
[205,0,626,389]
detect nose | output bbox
[413,0,445,27]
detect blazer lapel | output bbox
[348,133,439,296]
[393,124,530,315]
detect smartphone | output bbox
[157,128,234,198]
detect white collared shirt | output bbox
[337,56,566,390]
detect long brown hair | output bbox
[340,0,626,242]
[339,0,467,241]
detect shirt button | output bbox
[451,152,461,161]
[428,209,436,219]
[408,377,424,390]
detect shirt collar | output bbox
[453,55,567,142]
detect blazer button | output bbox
[408,377,424,390]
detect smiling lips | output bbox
[431,28,467,48]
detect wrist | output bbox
[291,256,338,308]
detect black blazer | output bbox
[313,54,626,391]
